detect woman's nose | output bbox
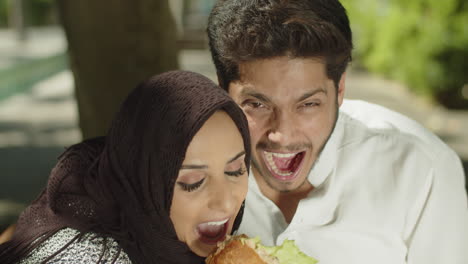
[207,179,235,213]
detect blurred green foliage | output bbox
[0,0,8,26]
[342,0,468,108]
[0,0,56,27]
[29,0,56,25]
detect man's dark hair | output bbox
[207,0,353,90]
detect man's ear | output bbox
[216,73,222,87]
[337,72,346,107]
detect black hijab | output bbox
[0,71,251,264]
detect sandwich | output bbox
[206,235,318,264]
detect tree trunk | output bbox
[56,0,179,139]
[9,0,27,41]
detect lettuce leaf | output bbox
[245,237,318,264]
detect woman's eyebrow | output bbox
[228,151,246,163]
[180,164,208,170]
[180,151,245,170]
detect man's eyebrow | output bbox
[297,88,327,102]
[180,164,208,170]
[228,151,246,163]
[240,88,271,103]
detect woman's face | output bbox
[170,111,248,257]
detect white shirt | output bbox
[238,99,468,264]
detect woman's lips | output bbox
[197,218,229,245]
[262,150,306,181]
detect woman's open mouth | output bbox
[262,150,306,181]
[197,218,229,245]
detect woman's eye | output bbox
[177,178,205,192]
[225,166,247,177]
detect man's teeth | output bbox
[268,164,293,176]
[266,152,298,158]
[264,151,300,176]
[205,218,229,226]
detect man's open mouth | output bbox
[262,150,306,181]
[197,218,229,245]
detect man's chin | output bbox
[255,167,308,193]
[267,175,308,193]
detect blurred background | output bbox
[0,0,467,234]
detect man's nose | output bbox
[267,110,295,144]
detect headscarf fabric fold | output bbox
[0,71,251,264]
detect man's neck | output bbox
[254,173,314,223]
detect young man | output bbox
[207,0,468,263]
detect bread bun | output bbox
[205,235,318,264]
[205,235,269,264]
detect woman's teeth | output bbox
[205,218,229,226]
[197,219,229,244]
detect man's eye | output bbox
[302,101,320,108]
[177,178,205,192]
[250,102,264,108]
[225,166,246,177]
[243,101,267,110]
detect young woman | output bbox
[0,71,251,264]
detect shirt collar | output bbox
[308,112,345,187]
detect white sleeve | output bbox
[406,150,468,264]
